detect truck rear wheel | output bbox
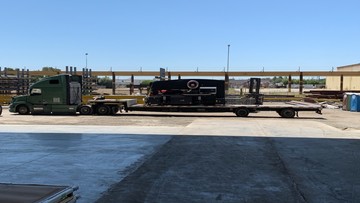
[235,108,249,117]
[79,106,93,115]
[97,105,110,115]
[111,106,119,115]
[280,108,295,118]
[17,105,30,115]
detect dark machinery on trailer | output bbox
[145,78,264,106]
[145,79,226,106]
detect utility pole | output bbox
[227,44,230,72]
[225,44,231,93]
[85,53,88,68]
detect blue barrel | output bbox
[350,94,360,112]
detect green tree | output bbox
[140,80,154,87]
[2,67,15,71]
[28,67,60,83]
[42,67,61,72]
[97,76,112,88]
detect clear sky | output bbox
[0,0,359,72]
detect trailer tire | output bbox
[280,108,295,118]
[235,108,250,117]
[17,105,30,115]
[97,105,110,115]
[79,106,93,115]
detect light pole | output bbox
[85,53,88,68]
[227,44,230,72]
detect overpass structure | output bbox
[2,69,360,95]
[10,70,360,77]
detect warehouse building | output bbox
[326,63,360,90]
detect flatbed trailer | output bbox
[0,183,78,203]
[123,102,322,118]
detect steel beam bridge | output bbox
[3,70,360,77]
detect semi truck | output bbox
[9,74,135,115]
[9,74,322,118]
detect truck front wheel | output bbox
[17,105,30,115]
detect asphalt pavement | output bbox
[1,118,360,202]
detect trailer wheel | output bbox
[280,108,295,118]
[235,108,250,117]
[17,105,30,115]
[79,106,93,115]
[97,105,110,115]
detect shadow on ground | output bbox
[96,135,360,203]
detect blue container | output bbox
[350,94,360,112]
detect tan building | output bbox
[326,63,360,90]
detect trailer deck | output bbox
[85,98,322,118]
[125,102,322,118]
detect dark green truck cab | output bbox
[9,74,82,115]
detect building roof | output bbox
[337,63,360,70]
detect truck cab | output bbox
[9,74,82,115]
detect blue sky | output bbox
[0,0,359,72]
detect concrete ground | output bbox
[0,107,360,202]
